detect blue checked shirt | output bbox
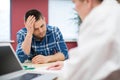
[16,25,69,63]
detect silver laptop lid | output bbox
[0,43,58,80]
[0,43,23,76]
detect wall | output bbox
[66,42,77,50]
[11,0,48,50]
[0,0,10,41]
[11,0,77,50]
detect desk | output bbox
[22,62,54,69]
[22,62,63,80]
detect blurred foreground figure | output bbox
[48,0,120,80]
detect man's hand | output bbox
[22,15,35,55]
[32,55,49,64]
[47,61,63,70]
[25,15,35,35]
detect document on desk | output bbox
[30,66,62,76]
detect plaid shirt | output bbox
[16,25,69,63]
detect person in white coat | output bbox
[47,0,120,80]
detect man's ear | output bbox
[42,17,46,22]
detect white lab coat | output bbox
[61,0,120,80]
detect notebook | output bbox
[0,43,57,80]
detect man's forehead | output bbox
[34,19,44,28]
[35,19,43,24]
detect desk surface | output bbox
[22,62,54,68]
[22,62,63,80]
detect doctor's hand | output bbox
[25,15,35,35]
[32,55,49,64]
[47,61,64,70]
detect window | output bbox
[48,0,79,41]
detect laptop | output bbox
[0,43,58,80]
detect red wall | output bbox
[11,0,48,49]
[66,42,77,50]
[11,0,77,50]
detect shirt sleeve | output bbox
[16,32,28,63]
[54,27,69,59]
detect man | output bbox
[48,0,120,80]
[16,9,68,64]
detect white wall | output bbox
[0,0,10,41]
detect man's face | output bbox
[33,18,47,39]
[72,0,92,20]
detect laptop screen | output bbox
[0,46,22,76]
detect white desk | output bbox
[22,62,63,80]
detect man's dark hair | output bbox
[25,9,43,21]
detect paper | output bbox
[32,66,62,75]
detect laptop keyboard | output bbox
[10,73,41,80]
